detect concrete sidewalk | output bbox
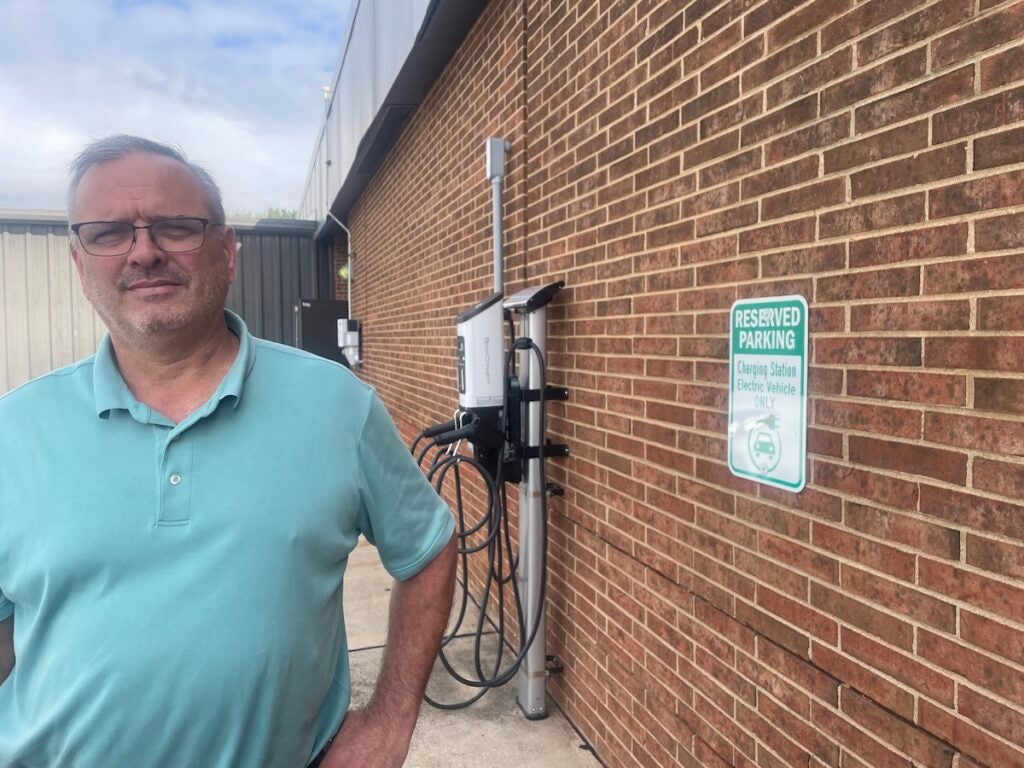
[343,540,603,768]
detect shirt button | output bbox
[169,473,182,486]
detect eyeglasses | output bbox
[70,217,220,257]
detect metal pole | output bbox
[491,178,504,295]
[517,305,547,720]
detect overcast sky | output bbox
[1,0,349,217]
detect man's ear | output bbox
[222,225,238,283]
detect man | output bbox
[0,135,456,768]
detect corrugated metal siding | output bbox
[0,221,105,393]
[0,215,319,395]
[227,229,320,347]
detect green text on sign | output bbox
[728,295,808,492]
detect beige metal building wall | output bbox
[0,212,105,395]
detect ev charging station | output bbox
[412,138,568,719]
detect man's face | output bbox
[70,152,236,341]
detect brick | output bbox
[920,699,1024,768]
[735,497,811,541]
[819,193,926,238]
[680,233,738,265]
[758,586,839,644]
[961,610,1024,667]
[957,686,1024,752]
[843,563,957,632]
[812,642,915,720]
[734,549,807,599]
[845,502,961,560]
[763,244,846,277]
[824,119,929,174]
[700,94,764,138]
[842,627,956,705]
[925,254,1024,295]
[700,148,762,188]
[821,0,928,53]
[932,85,1024,143]
[919,627,1024,706]
[811,701,913,768]
[925,412,1024,455]
[816,399,921,439]
[696,257,758,286]
[768,47,853,109]
[848,221,966,268]
[814,523,917,580]
[743,34,818,92]
[695,203,758,237]
[736,599,810,658]
[931,0,1024,70]
[701,35,764,91]
[851,143,966,198]
[974,456,1024,499]
[766,113,851,164]
[684,19,742,73]
[741,155,819,200]
[850,435,966,484]
[738,216,816,252]
[816,265,920,302]
[848,369,966,406]
[921,559,1024,626]
[933,168,1024,219]
[682,79,741,126]
[760,692,841,765]
[814,337,922,366]
[843,688,956,768]
[684,129,739,167]
[759,532,840,583]
[976,211,1024,252]
[975,377,1024,416]
[814,460,920,510]
[981,42,1024,90]
[763,178,845,220]
[773,0,855,50]
[741,95,818,147]
[966,534,1024,581]
[822,48,928,115]
[925,337,1024,372]
[858,0,974,65]
[976,125,1024,170]
[851,299,970,331]
[744,0,806,36]
[811,584,915,649]
[979,296,1024,331]
[855,65,975,134]
[920,484,1024,541]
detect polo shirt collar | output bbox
[93,310,256,419]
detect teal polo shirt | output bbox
[0,311,454,768]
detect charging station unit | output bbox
[410,138,568,719]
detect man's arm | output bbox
[0,617,14,685]
[324,534,456,768]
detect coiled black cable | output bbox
[409,337,550,709]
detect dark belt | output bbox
[307,746,328,768]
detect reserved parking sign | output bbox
[727,295,808,492]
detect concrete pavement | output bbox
[343,540,603,768]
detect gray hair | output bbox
[67,135,225,224]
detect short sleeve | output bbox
[356,391,454,581]
[0,592,12,622]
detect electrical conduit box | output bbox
[456,292,505,410]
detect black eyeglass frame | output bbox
[69,217,223,257]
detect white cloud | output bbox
[0,0,349,216]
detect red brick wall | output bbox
[344,1,1024,766]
